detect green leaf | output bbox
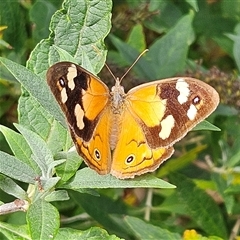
[148,11,195,79]
[110,12,195,81]
[45,190,69,202]
[71,192,129,238]
[193,179,216,191]
[0,221,30,240]
[0,174,28,200]
[0,89,15,118]
[56,227,122,240]
[185,0,199,11]
[0,0,28,52]
[145,1,182,33]
[226,147,240,167]
[156,191,187,215]
[52,45,79,63]
[169,174,227,239]
[225,185,240,194]
[15,124,54,178]
[0,125,39,172]
[0,151,36,184]
[0,57,66,126]
[226,23,240,72]
[27,0,112,76]
[27,199,60,240]
[127,24,146,51]
[124,216,181,240]
[63,168,175,189]
[193,120,221,131]
[40,177,61,193]
[221,0,240,21]
[109,34,156,79]
[55,151,83,183]
[211,173,234,214]
[157,145,207,178]
[18,94,71,154]
[29,1,56,42]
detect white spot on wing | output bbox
[61,88,68,103]
[159,115,175,140]
[67,64,77,90]
[75,104,85,130]
[176,78,190,104]
[187,104,197,120]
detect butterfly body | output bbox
[47,62,219,179]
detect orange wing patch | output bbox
[111,110,174,179]
[74,108,112,175]
[82,76,109,120]
[126,85,167,128]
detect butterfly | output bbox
[47,61,219,179]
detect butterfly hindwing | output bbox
[111,109,174,179]
[72,109,112,174]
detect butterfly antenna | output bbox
[104,49,148,83]
[91,44,117,81]
[104,62,118,82]
[119,49,149,82]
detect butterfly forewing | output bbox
[47,62,112,174]
[126,77,219,148]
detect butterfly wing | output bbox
[126,77,219,148]
[111,109,174,179]
[111,77,219,178]
[47,62,112,174]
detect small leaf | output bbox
[225,185,240,194]
[0,1,28,51]
[29,1,56,42]
[15,124,54,178]
[127,24,146,51]
[193,120,221,131]
[226,23,240,72]
[227,144,240,167]
[55,150,83,183]
[212,173,234,214]
[0,174,28,200]
[0,125,40,172]
[0,151,36,184]
[45,190,69,202]
[52,45,78,63]
[27,199,60,240]
[40,177,61,192]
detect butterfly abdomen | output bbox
[109,113,122,151]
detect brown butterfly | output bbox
[47,62,219,179]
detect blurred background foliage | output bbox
[1,0,240,239]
